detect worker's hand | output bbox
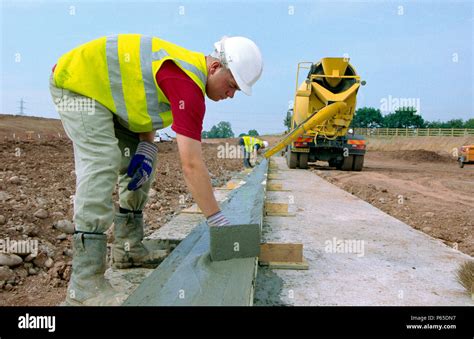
[207,211,230,227]
[127,141,158,191]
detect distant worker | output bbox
[49,34,263,306]
[239,135,268,168]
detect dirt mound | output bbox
[387,150,451,163]
[0,115,64,139]
[367,136,474,154]
[0,138,243,305]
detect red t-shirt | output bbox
[52,60,206,141]
[156,60,206,142]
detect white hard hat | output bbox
[212,36,263,96]
[263,141,269,148]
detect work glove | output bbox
[207,210,230,227]
[127,141,158,191]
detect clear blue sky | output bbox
[1,0,472,135]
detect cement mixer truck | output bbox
[264,57,366,171]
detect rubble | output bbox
[0,138,242,305]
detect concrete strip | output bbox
[181,190,229,214]
[123,160,268,306]
[146,213,205,242]
[254,156,474,306]
[105,267,154,296]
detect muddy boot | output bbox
[64,233,127,306]
[112,212,167,269]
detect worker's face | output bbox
[206,60,240,101]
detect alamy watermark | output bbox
[380,95,420,114]
[325,237,365,257]
[217,142,251,159]
[18,313,55,333]
[54,95,95,115]
[0,237,38,256]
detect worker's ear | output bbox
[208,60,222,76]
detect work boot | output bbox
[112,212,167,269]
[64,233,127,306]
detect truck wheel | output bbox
[287,148,298,169]
[341,155,354,171]
[352,155,364,171]
[299,153,308,169]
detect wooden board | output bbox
[265,202,288,214]
[266,182,290,191]
[260,260,309,270]
[265,212,296,217]
[267,174,283,180]
[259,243,303,263]
[267,182,282,190]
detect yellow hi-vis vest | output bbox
[53,34,208,133]
[242,136,264,153]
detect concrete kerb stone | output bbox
[122,160,269,305]
[106,167,259,300]
[209,224,261,261]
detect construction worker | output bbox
[239,136,268,168]
[49,34,263,306]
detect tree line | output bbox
[350,107,474,129]
[201,107,472,139]
[201,121,259,139]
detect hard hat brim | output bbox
[228,63,252,96]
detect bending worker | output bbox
[49,34,263,306]
[239,135,268,168]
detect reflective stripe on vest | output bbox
[54,34,207,132]
[152,49,207,86]
[105,36,130,128]
[140,36,163,129]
